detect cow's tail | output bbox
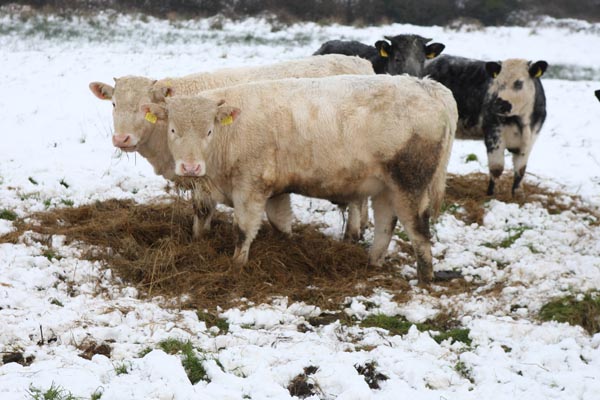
[429,89,458,220]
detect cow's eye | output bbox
[112,102,115,108]
[171,129,175,134]
[513,80,523,90]
[207,130,212,137]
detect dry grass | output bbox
[4,197,409,310]
[444,173,599,225]
[1,173,597,311]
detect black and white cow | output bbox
[314,34,445,76]
[425,55,548,195]
[595,90,600,102]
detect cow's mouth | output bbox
[118,145,137,152]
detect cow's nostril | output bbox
[123,135,130,144]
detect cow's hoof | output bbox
[433,270,463,282]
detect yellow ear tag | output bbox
[426,52,436,59]
[379,48,388,58]
[534,68,542,78]
[221,115,233,126]
[145,112,158,124]
[492,72,498,78]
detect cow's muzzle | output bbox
[112,134,138,152]
[493,98,512,115]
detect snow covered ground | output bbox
[1,12,599,400]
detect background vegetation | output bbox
[4,0,600,25]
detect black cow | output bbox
[595,90,600,102]
[314,34,445,76]
[425,55,548,195]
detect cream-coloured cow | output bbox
[143,75,457,283]
[89,55,374,238]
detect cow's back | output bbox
[160,55,374,95]
[425,55,491,133]
[201,75,456,195]
[313,40,378,60]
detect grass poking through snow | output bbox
[539,293,600,334]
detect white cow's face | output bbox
[89,76,160,152]
[486,59,547,118]
[141,96,240,177]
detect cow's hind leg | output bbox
[391,191,434,284]
[368,190,397,266]
[232,193,268,265]
[344,201,363,242]
[265,194,293,234]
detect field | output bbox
[1,11,600,400]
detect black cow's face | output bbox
[595,90,600,102]
[485,59,548,118]
[375,34,445,77]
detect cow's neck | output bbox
[136,123,176,181]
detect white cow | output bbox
[143,75,457,283]
[89,55,374,238]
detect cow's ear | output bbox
[151,83,174,102]
[140,103,167,124]
[529,61,548,78]
[89,82,114,100]
[215,101,241,127]
[375,40,391,58]
[425,43,445,59]
[595,90,600,102]
[485,62,502,78]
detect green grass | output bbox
[539,293,600,334]
[114,362,129,375]
[465,153,478,163]
[197,310,229,333]
[60,199,74,207]
[90,389,103,400]
[432,328,472,346]
[0,209,17,221]
[393,229,410,242]
[484,226,531,249]
[27,383,79,400]
[43,249,62,261]
[157,339,208,384]
[49,298,64,307]
[360,314,414,336]
[360,314,471,345]
[454,360,474,383]
[138,346,153,358]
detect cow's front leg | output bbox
[232,192,268,265]
[485,133,505,196]
[191,188,215,238]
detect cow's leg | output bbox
[232,193,268,265]
[360,198,369,234]
[368,190,397,266]
[344,201,362,242]
[344,198,370,241]
[265,193,293,234]
[391,193,434,284]
[191,188,215,238]
[511,151,528,196]
[485,134,506,196]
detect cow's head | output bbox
[375,34,445,76]
[140,96,240,177]
[89,76,164,152]
[595,89,600,102]
[485,59,548,118]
